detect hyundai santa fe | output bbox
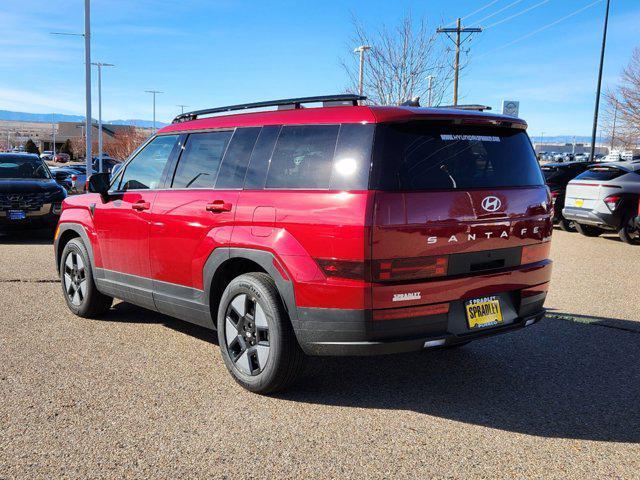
[54,94,553,393]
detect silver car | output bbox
[563,161,640,244]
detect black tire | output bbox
[217,272,305,394]
[575,223,603,237]
[60,238,113,318]
[618,213,640,245]
[558,215,577,232]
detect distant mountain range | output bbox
[0,110,167,128]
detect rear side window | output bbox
[266,125,339,189]
[244,126,281,189]
[215,127,260,189]
[172,131,233,189]
[575,167,626,182]
[372,123,544,190]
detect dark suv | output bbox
[0,153,67,231]
[54,95,553,393]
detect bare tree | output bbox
[104,127,149,161]
[342,12,457,106]
[603,48,640,149]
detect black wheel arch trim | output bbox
[203,247,299,327]
[54,223,96,275]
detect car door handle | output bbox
[132,201,151,211]
[206,200,233,213]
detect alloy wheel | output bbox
[224,293,271,376]
[63,252,87,306]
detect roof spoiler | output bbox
[172,94,366,123]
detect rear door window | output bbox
[574,167,627,182]
[266,125,339,189]
[172,131,233,189]
[372,123,544,190]
[215,127,260,189]
[244,126,281,189]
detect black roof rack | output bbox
[435,104,492,112]
[172,94,366,123]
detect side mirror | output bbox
[88,172,111,201]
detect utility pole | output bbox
[437,18,482,106]
[427,75,435,107]
[177,104,189,114]
[84,0,92,174]
[92,62,114,173]
[145,90,163,132]
[353,45,371,100]
[589,0,611,164]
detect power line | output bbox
[476,0,603,59]
[444,0,501,27]
[475,0,525,24]
[485,0,552,29]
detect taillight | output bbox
[604,194,621,211]
[71,174,78,182]
[521,242,551,265]
[372,256,448,282]
[315,259,365,280]
[550,191,559,199]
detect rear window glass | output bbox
[266,125,339,189]
[372,123,544,190]
[244,126,281,189]
[575,167,626,182]
[215,127,260,189]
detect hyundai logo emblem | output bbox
[481,196,502,212]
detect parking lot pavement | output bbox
[1,231,639,478]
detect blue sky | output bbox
[0,0,638,136]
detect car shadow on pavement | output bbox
[0,229,54,245]
[105,301,218,345]
[280,315,640,443]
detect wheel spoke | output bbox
[230,294,246,317]
[235,349,251,374]
[256,345,270,370]
[64,273,73,290]
[254,303,268,328]
[225,317,239,346]
[78,279,87,300]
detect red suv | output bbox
[54,94,552,393]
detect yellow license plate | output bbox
[465,296,503,329]
[574,199,584,207]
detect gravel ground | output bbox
[0,229,639,478]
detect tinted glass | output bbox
[372,123,544,190]
[0,155,50,179]
[119,135,179,190]
[329,124,374,190]
[215,127,260,189]
[244,126,280,189]
[172,131,233,189]
[266,125,339,189]
[574,167,626,182]
[541,166,569,184]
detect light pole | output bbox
[426,75,435,107]
[177,104,189,115]
[50,0,91,172]
[589,0,611,164]
[92,62,114,173]
[353,45,371,99]
[146,90,163,132]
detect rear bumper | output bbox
[296,289,547,356]
[562,206,621,230]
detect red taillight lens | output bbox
[372,302,450,321]
[604,194,621,211]
[71,174,77,181]
[521,242,551,265]
[316,259,365,280]
[372,256,448,282]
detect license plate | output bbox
[7,210,26,220]
[574,199,584,207]
[465,296,503,329]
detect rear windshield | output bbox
[575,167,626,182]
[0,155,51,179]
[372,123,544,190]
